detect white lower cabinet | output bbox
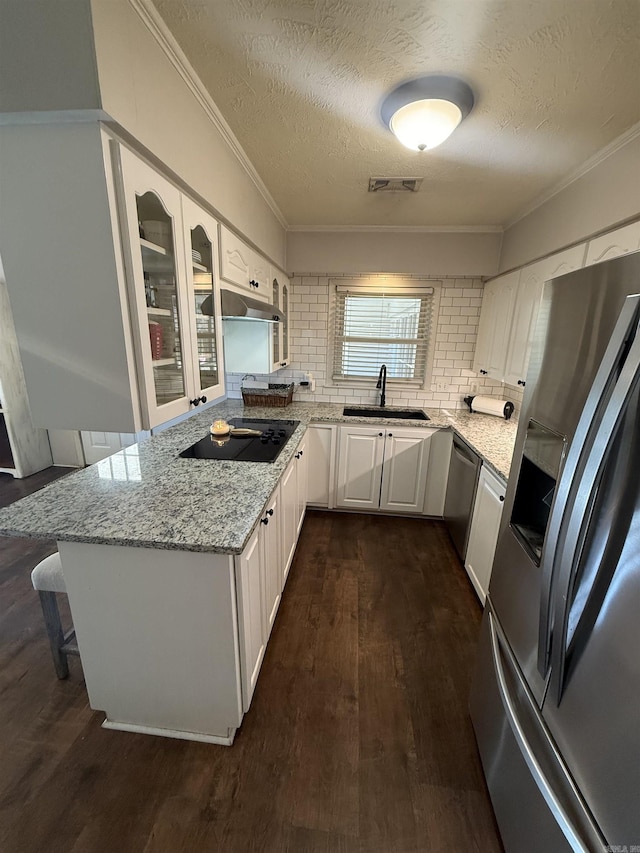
[336,425,436,513]
[280,455,298,584]
[379,430,430,513]
[306,424,337,508]
[262,487,282,638]
[295,437,308,534]
[236,526,266,712]
[464,465,506,604]
[235,441,307,712]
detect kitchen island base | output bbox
[58,540,245,745]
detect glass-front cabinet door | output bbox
[119,148,191,427]
[181,197,225,404]
[271,267,290,371]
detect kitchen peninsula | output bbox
[0,401,517,745]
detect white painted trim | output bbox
[0,109,111,126]
[101,719,236,745]
[287,224,504,233]
[128,0,288,230]
[505,120,640,229]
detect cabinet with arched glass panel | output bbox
[119,147,225,428]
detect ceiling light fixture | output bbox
[381,75,474,152]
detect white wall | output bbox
[90,0,286,267]
[286,230,502,277]
[0,0,100,114]
[499,132,640,272]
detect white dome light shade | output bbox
[389,98,463,151]
[381,75,474,152]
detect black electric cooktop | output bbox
[179,418,300,463]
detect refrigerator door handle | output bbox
[537,294,640,678]
[550,307,640,703]
[488,612,603,853]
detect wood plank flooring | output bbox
[0,469,503,853]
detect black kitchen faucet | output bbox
[376,364,387,407]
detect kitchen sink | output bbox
[342,406,430,420]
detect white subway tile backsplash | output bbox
[224,273,521,417]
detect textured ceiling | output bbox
[153,0,640,228]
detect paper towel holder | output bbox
[464,395,515,420]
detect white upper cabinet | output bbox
[118,148,225,428]
[219,224,270,303]
[477,245,586,388]
[585,220,640,266]
[473,272,519,380]
[181,197,225,405]
[270,265,290,370]
[504,244,585,388]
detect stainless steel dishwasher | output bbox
[443,434,481,560]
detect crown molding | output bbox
[505,120,640,230]
[128,0,288,230]
[286,224,504,233]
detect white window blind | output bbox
[333,285,434,382]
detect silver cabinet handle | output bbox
[488,612,603,853]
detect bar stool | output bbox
[31,552,80,679]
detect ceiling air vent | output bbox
[368,177,423,193]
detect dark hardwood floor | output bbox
[0,469,503,853]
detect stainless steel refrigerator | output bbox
[470,251,640,853]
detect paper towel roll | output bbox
[470,395,514,419]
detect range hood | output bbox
[201,288,283,322]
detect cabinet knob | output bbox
[499,495,505,502]
[266,508,274,516]
[190,397,201,406]
[201,395,207,403]
[261,516,269,525]
[299,450,304,456]
[378,432,383,437]
[388,432,393,437]
[280,362,287,367]
[480,369,488,375]
[517,380,526,386]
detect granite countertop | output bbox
[0,401,517,554]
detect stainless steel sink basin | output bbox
[342,406,429,420]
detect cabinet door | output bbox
[250,254,270,302]
[280,457,298,584]
[119,148,192,428]
[504,273,544,388]
[270,266,290,370]
[219,224,251,289]
[487,272,518,380]
[261,488,282,637]
[465,466,506,604]
[585,221,640,266]
[474,272,518,379]
[504,245,586,388]
[379,428,430,513]
[236,527,266,711]
[295,438,308,534]
[219,225,269,302]
[336,426,385,509]
[306,425,337,507]
[181,197,225,405]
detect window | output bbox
[331,282,435,384]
